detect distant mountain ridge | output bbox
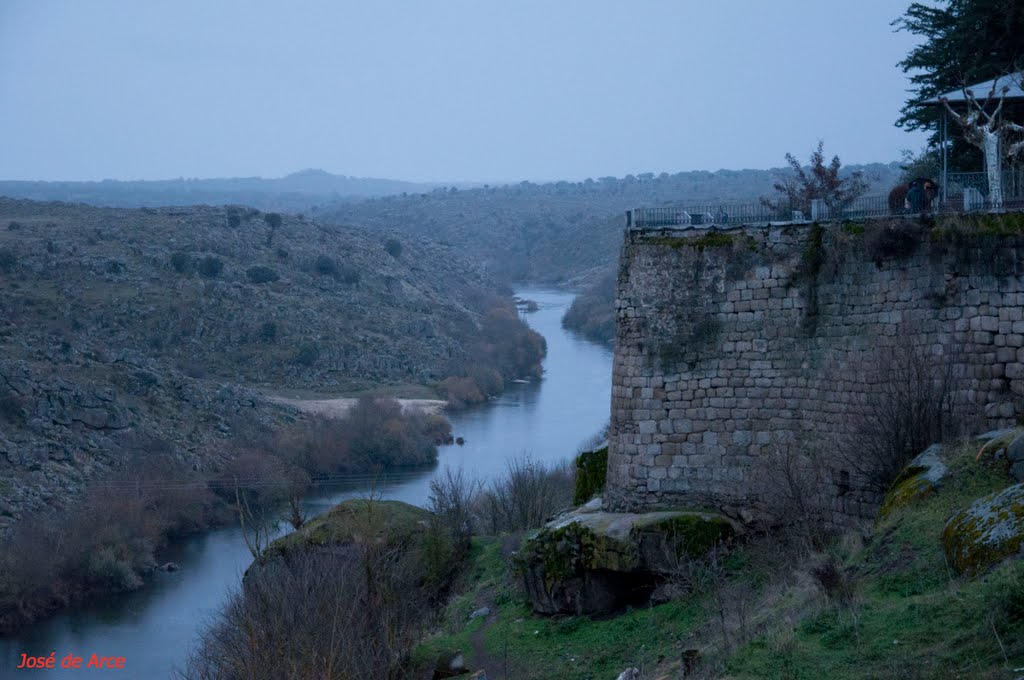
[0,169,464,213]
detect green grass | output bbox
[726,443,1024,680]
[414,442,1024,679]
[413,537,700,679]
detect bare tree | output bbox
[234,487,273,564]
[428,467,481,556]
[759,438,830,549]
[286,496,306,531]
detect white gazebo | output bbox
[924,75,1024,206]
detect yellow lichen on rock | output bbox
[942,482,1024,576]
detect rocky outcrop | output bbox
[260,499,431,561]
[517,500,734,615]
[942,482,1024,575]
[879,444,949,518]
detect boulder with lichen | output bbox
[879,444,949,519]
[942,482,1024,576]
[516,503,735,615]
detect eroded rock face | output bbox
[943,482,1024,575]
[516,502,734,615]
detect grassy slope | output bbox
[413,537,701,679]
[413,442,1024,679]
[727,444,1023,680]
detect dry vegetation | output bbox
[0,397,451,633]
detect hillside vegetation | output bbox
[0,197,544,524]
[0,198,543,392]
[318,164,902,285]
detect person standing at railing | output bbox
[905,177,938,213]
[906,180,925,212]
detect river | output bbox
[0,288,613,679]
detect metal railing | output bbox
[628,171,1024,230]
[944,170,1024,210]
[629,195,890,229]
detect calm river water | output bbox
[0,288,613,679]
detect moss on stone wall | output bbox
[647,231,734,251]
[573,446,608,505]
[517,522,607,587]
[935,212,1024,237]
[644,513,734,557]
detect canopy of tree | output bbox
[895,0,1024,169]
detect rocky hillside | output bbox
[0,198,532,391]
[0,198,541,535]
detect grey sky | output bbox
[0,1,927,183]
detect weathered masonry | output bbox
[605,216,1024,524]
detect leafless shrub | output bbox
[177,496,444,680]
[177,546,427,679]
[758,438,830,549]
[428,467,481,556]
[0,440,221,631]
[664,544,752,654]
[842,340,969,492]
[286,496,306,531]
[475,456,574,534]
[436,376,485,407]
[810,554,858,608]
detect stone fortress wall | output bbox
[605,217,1024,524]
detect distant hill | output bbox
[0,169,460,213]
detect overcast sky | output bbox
[0,1,928,183]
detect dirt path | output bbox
[266,396,446,419]
[468,606,509,679]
